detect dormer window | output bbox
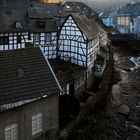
[17,69,24,77]
[38,20,45,29]
[16,21,22,28]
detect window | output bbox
[94,64,102,72]
[5,123,18,140]
[61,83,70,95]
[15,21,21,28]
[38,20,46,29]
[32,112,42,135]
[0,36,9,45]
[17,35,21,44]
[34,33,40,42]
[46,33,51,42]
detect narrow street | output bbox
[93,45,140,140]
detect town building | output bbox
[55,14,108,97]
[101,10,117,28]
[116,2,140,36]
[134,16,140,37]
[27,7,58,59]
[0,0,59,59]
[101,2,140,37]
[0,1,109,137]
[0,0,31,51]
[116,14,131,34]
[0,46,60,140]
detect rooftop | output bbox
[49,58,86,85]
[0,46,60,110]
[70,14,100,40]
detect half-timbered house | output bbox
[27,7,58,59]
[0,1,59,60]
[0,0,31,51]
[57,14,104,96]
[0,46,61,140]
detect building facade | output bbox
[116,14,131,34]
[57,14,108,97]
[0,47,60,140]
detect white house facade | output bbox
[0,31,29,51]
[58,14,106,92]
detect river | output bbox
[93,45,140,140]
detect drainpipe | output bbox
[85,39,88,90]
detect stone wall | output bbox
[0,94,59,140]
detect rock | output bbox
[111,84,122,106]
[80,102,86,108]
[128,108,140,123]
[85,94,97,106]
[118,104,130,115]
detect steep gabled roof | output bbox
[64,2,97,16]
[70,14,100,40]
[0,47,60,106]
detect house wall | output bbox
[116,15,131,34]
[31,32,57,59]
[59,16,87,67]
[0,32,29,51]
[0,94,59,140]
[102,17,114,27]
[59,15,102,95]
[0,31,58,59]
[87,38,99,70]
[134,16,140,37]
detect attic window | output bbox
[16,21,22,28]
[38,20,45,29]
[17,35,21,44]
[17,69,24,77]
[0,36,9,45]
[58,10,62,14]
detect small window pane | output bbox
[46,33,51,42]
[34,34,40,42]
[17,35,21,44]
[32,112,42,135]
[5,123,18,140]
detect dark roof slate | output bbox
[49,58,86,85]
[28,7,53,19]
[71,14,100,40]
[0,47,59,105]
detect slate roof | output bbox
[33,2,67,18]
[49,58,86,85]
[0,1,58,32]
[28,7,53,19]
[70,14,100,40]
[0,0,30,32]
[64,2,97,16]
[0,47,60,106]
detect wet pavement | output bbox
[93,45,140,140]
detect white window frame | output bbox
[5,123,18,140]
[32,112,42,135]
[60,83,70,95]
[34,33,40,42]
[45,33,51,42]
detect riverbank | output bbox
[59,47,114,139]
[110,38,140,52]
[60,44,140,140]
